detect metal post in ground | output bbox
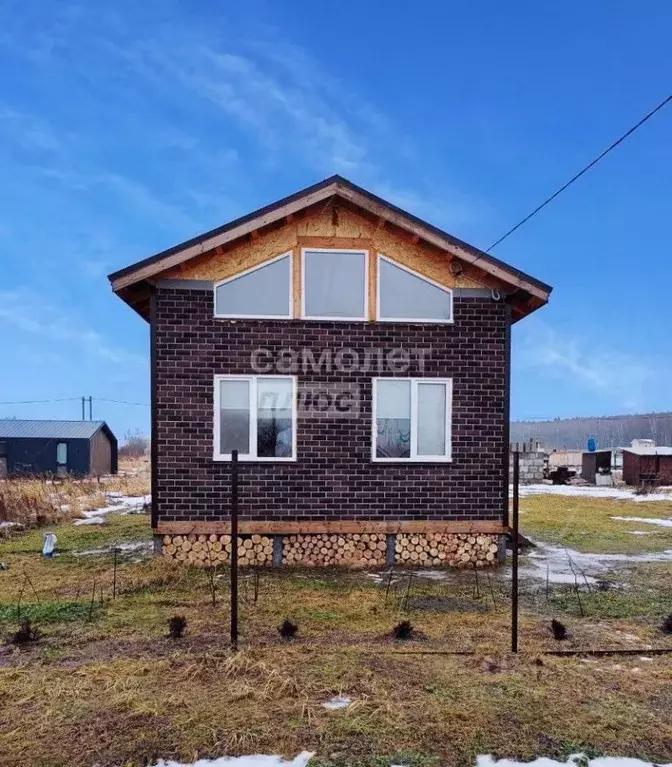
[230,449,239,651]
[511,448,520,653]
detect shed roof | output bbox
[623,447,672,457]
[0,420,109,440]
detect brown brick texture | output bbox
[154,286,509,525]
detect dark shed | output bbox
[0,420,118,478]
[622,447,672,486]
[581,449,612,483]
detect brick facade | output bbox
[153,285,510,526]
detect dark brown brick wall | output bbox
[154,286,510,524]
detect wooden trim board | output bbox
[156,520,508,536]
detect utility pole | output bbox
[81,397,86,420]
[88,396,93,421]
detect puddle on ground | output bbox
[74,541,152,557]
[366,539,672,589]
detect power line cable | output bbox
[486,93,672,252]
[0,397,81,405]
[0,396,149,407]
[94,398,150,407]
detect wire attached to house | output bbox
[486,93,672,252]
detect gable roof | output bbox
[108,175,552,320]
[0,420,112,440]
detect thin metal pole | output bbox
[511,449,520,653]
[81,396,85,420]
[88,396,93,421]
[112,548,118,599]
[230,449,239,651]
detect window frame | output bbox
[213,374,297,462]
[213,252,293,320]
[376,254,454,324]
[300,247,369,321]
[371,377,453,463]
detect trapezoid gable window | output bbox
[301,248,368,320]
[214,375,296,461]
[377,255,453,323]
[214,252,292,319]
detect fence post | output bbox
[511,448,520,653]
[230,449,239,651]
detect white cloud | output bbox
[516,320,657,410]
[0,290,146,368]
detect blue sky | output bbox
[1,0,670,440]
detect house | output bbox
[108,175,552,568]
[622,440,672,486]
[0,420,118,478]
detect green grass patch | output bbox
[0,512,150,556]
[0,600,102,623]
[520,495,672,554]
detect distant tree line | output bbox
[511,412,672,451]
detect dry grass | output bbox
[0,458,149,532]
[0,494,671,765]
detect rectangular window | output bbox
[302,249,368,320]
[377,255,453,323]
[214,375,296,461]
[56,442,67,465]
[214,252,292,319]
[373,378,452,462]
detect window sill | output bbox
[213,455,297,463]
[372,456,453,464]
[376,317,454,324]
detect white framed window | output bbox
[377,255,453,323]
[214,252,292,319]
[214,375,296,461]
[301,248,368,320]
[372,378,452,462]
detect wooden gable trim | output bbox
[111,183,341,291]
[110,178,551,306]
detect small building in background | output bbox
[581,449,614,485]
[0,420,118,478]
[622,439,672,486]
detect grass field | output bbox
[0,488,670,766]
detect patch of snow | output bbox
[151,753,315,767]
[628,531,651,536]
[75,541,153,557]
[0,521,19,528]
[80,493,151,520]
[518,539,672,584]
[639,657,653,662]
[74,517,106,526]
[517,484,672,503]
[321,695,352,710]
[612,516,672,528]
[477,754,672,766]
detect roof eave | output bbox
[108,174,552,308]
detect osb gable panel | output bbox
[162,224,298,282]
[374,225,480,291]
[161,204,482,291]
